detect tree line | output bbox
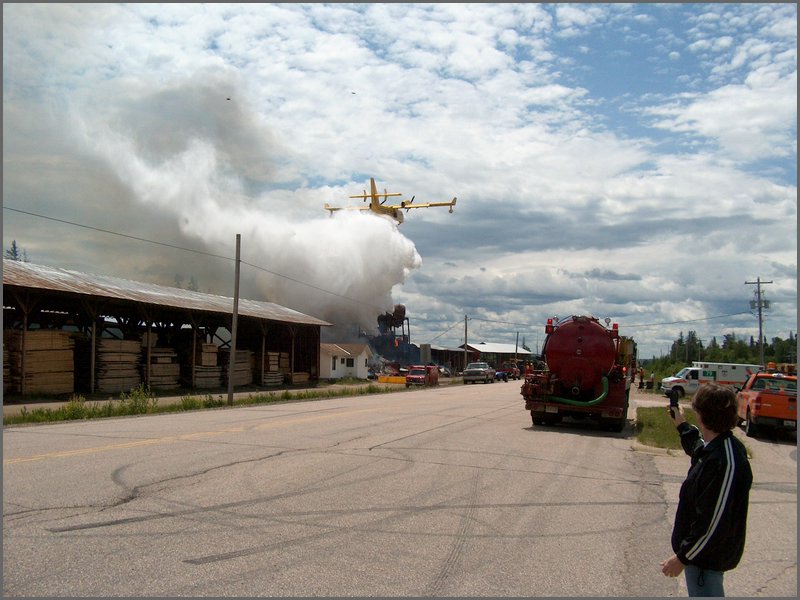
[640,329,796,390]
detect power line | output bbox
[2,206,763,334]
[427,318,465,343]
[240,259,385,313]
[4,206,230,261]
[621,312,752,328]
[424,311,756,344]
[4,205,387,313]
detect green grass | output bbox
[635,406,752,457]
[635,406,699,450]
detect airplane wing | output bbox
[349,192,403,200]
[396,198,457,212]
[324,203,371,213]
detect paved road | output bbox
[3,384,796,596]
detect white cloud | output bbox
[645,70,796,160]
[2,3,796,359]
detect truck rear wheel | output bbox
[745,409,758,438]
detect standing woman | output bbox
[660,383,753,597]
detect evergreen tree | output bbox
[4,240,28,262]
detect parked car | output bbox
[736,371,796,438]
[463,362,494,384]
[406,365,439,388]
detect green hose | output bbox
[548,376,609,406]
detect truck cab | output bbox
[737,372,797,437]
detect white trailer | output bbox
[660,361,762,398]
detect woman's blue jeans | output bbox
[684,564,725,597]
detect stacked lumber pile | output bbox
[196,343,219,367]
[220,349,253,386]
[259,371,284,386]
[289,372,310,384]
[140,334,180,390]
[181,343,221,389]
[4,330,75,395]
[253,350,289,386]
[144,347,181,390]
[96,339,141,393]
[3,347,10,394]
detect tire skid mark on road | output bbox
[423,471,479,597]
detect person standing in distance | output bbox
[660,383,753,597]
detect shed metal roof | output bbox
[463,342,532,355]
[2,259,331,327]
[428,344,465,353]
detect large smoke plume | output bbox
[75,76,422,338]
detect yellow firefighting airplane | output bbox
[324,177,456,224]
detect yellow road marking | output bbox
[3,406,382,465]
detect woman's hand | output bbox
[660,554,685,577]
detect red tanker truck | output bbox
[521,315,636,432]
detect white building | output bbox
[319,343,374,380]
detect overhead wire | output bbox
[4,206,758,340]
[3,205,388,314]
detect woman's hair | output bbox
[691,383,740,433]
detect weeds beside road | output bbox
[2,380,402,426]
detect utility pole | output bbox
[464,315,468,374]
[227,234,241,406]
[745,277,772,367]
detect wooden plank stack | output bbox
[254,351,289,386]
[144,347,180,390]
[289,372,310,384]
[181,342,221,389]
[96,339,141,393]
[220,349,253,386]
[3,347,10,394]
[4,330,75,395]
[196,343,219,367]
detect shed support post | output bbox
[145,322,152,388]
[261,332,266,386]
[289,325,297,384]
[90,320,97,393]
[20,312,28,395]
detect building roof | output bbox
[2,259,331,327]
[428,344,464,353]
[463,342,532,355]
[320,343,373,357]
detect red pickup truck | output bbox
[737,371,797,438]
[500,362,521,380]
[405,365,439,388]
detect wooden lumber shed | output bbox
[2,259,331,396]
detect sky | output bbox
[2,3,797,360]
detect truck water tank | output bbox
[544,317,616,393]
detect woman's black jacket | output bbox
[671,425,753,571]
